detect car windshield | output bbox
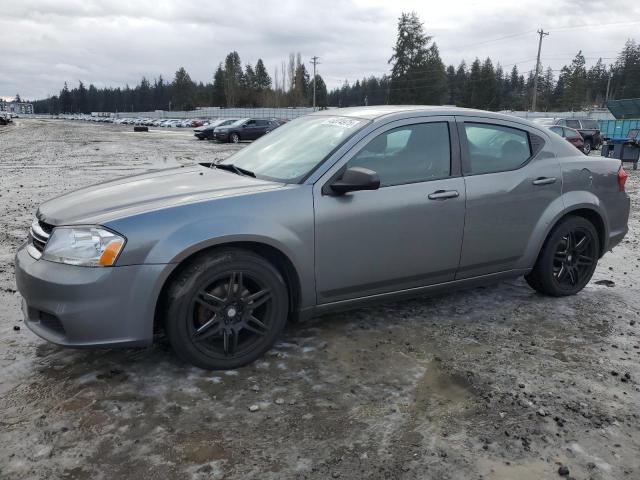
[219,115,370,182]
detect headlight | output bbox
[42,226,125,267]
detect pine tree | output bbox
[254,59,272,90]
[467,58,482,108]
[478,57,498,109]
[212,64,226,106]
[170,68,195,110]
[453,62,468,107]
[612,39,640,100]
[388,12,432,104]
[562,51,587,110]
[59,82,72,113]
[223,51,243,107]
[312,74,328,107]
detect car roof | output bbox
[309,105,534,122]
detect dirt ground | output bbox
[0,119,638,480]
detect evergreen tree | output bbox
[312,74,328,107]
[254,59,272,90]
[212,64,226,106]
[388,11,432,104]
[467,58,482,108]
[171,67,195,110]
[611,39,640,100]
[561,51,587,110]
[59,82,72,113]
[223,51,243,107]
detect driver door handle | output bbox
[532,177,557,185]
[428,190,459,200]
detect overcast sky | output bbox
[1,0,639,100]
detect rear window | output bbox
[581,120,599,129]
[464,123,532,174]
[565,120,580,129]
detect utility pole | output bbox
[605,72,612,103]
[310,56,320,110]
[531,29,549,112]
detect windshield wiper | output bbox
[213,163,255,177]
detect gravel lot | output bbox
[1,119,639,480]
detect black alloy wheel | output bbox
[525,216,599,296]
[551,229,597,289]
[189,271,273,358]
[165,249,288,369]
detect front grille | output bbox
[29,219,54,253]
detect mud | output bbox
[1,119,639,479]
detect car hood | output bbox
[37,165,283,226]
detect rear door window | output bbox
[463,123,532,175]
[565,120,580,129]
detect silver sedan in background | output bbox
[15,106,630,369]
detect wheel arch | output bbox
[538,205,608,263]
[153,241,303,334]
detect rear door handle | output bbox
[428,190,459,200]
[532,177,557,186]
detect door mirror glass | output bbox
[330,167,380,195]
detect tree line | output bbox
[32,52,328,114]
[31,12,640,114]
[329,12,640,111]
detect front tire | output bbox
[164,249,289,370]
[583,139,592,155]
[230,133,240,144]
[525,216,599,296]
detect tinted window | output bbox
[581,120,599,129]
[564,128,581,139]
[565,120,580,129]
[348,122,451,187]
[464,123,531,174]
[550,126,564,136]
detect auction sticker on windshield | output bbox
[321,117,362,129]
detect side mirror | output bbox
[330,167,380,195]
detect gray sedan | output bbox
[15,106,630,369]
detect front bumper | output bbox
[213,132,230,142]
[15,243,167,348]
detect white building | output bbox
[0,97,34,115]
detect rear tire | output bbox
[164,249,289,370]
[525,216,599,296]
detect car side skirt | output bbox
[302,268,530,320]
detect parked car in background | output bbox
[549,126,585,153]
[532,118,556,127]
[16,106,630,369]
[0,112,13,125]
[554,118,602,154]
[213,118,279,143]
[194,118,239,140]
[264,118,289,134]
